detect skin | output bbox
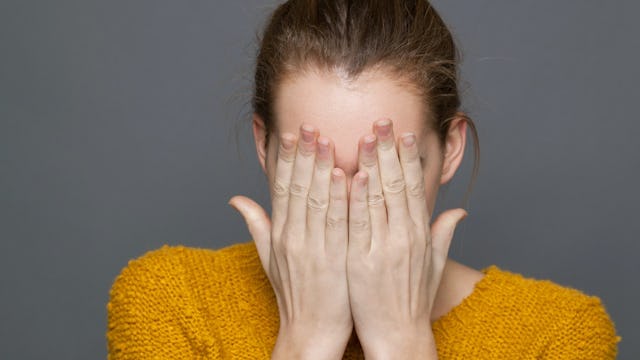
[230,67,485,359]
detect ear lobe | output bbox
[440,115,467,185]
[252,113,268,173]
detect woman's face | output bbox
[253,67,466,217]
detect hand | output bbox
[346,119,467,359]
[230,124,352,360]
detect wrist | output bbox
[360,328,438,360]
[271,327,351,360]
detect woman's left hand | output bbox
[347,119,468,359]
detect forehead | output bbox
[273,68,428,145]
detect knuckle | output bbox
[281,235,303,257]
[277,149,295,164]
[360,158,378,169]
[297,146,315,158]
[272,180,289,198]
[326,214,346,230]
[367,193,385,207]
[289,182,309,197]
[391,233,412,252]
[383,177,406,194]
[406,181,425,199]
[307,193,328,211]
[350,219,370,232]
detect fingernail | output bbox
[281,133,296,150]
[401,133,416,147]
[375,119,392,138]
[357,171,368,185]
[227,197,238,210]
[301,124,315,143]
[331,168,343,182]
[317,136,330,156]
[363,134,376,153]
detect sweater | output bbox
[106,241,621,359]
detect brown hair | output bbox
[252,0,480,204]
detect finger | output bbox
[325,167,348,257]
[398,132,429,229]
[429,209,468,271]
[286,124,318,232]
[271,132,297,236]
[374,119,410,226]
[357,134,387,244]
[228,195,272,273]
[348,171,371,254]
[306,135,334,248]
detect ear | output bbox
[440,114,467,185]
[252,113,268,174]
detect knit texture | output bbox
[107,241,621,359]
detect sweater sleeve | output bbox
[544,296,621,359]
[106,246,223,359]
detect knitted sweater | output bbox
[106,241,621,359]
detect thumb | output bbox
[228,195,271,272]
[430,208,468,257]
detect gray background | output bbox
[1,0,638,358]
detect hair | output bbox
[251,0,480,205]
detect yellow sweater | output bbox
[107,241,621,359]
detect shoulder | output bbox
[483,265,621,357]
[117,241,259,268]
[434,263,620,358]
[106,241,267,358]
[482,265,611,313]
[111,241,259,278]
[108,241,263,299]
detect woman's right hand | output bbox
[229,124,352,360]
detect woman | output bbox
[107,1,620,358]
